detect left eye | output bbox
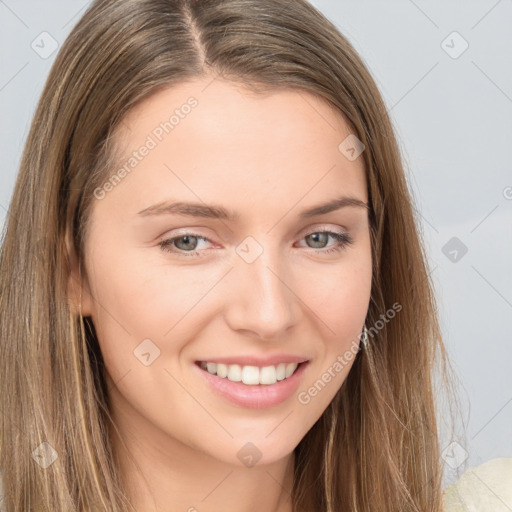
[159,233,211,254]
[158,229,353,257]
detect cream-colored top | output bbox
[1,457,511,510]
[442,457,512,511]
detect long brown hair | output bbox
[0,0,462,510]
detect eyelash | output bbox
[158,229,353,258]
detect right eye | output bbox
[158,233,214,257]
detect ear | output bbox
[65,229,94,317]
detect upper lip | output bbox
[195,354,310,367]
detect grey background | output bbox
[1,0,511,489]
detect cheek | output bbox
[83,247,201,423]
[82,244,173,376]
[300,251,372,336]
[85,244,186,332]
[84,241,224,383]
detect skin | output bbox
[68,76,372,512]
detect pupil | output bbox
[308,232,327,248]
[177,235,196,250]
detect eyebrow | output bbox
[137,196,369,220]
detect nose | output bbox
[223,242,300,340]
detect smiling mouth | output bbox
[194,360,307,386]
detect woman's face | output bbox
[73,77,372,467]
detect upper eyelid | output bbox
[161,225,350,246]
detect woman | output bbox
[0,0,462,510]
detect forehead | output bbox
[112,76,360,165]
[101,77,367,221]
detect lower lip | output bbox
[193,361,309,409]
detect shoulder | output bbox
[443,457,512,511]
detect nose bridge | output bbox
[227,235,298,336]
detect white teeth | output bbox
[199,361,300,385]
[285,363,297,378]
[259,366,277,385]
[227,364,242,382]
[241,366,260,385]
[276,363,286,381]
[216,363,228,378]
